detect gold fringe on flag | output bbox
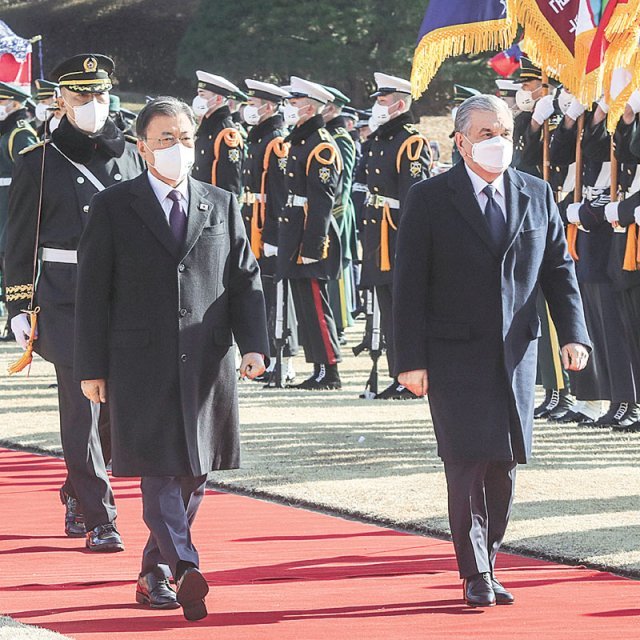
[604,0,640,40]
[410,0,518,99]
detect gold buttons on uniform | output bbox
[375,168,381,174]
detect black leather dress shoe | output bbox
[292,364,341,390]
[463,572,496,607]
[375,381,419,400]
[534,389,553,418]
[491,577,515,605]
[136,570,180,609]
[59,488,86,538]
[594,402,628,428]
[85,523,124,552]
[176,567,209,621]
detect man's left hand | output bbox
[239,352,266,379]
[561,343,590,371]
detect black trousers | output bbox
[375,283,395,377]
[54,365,116,531]
[140,474,207,578]
[262,274,299,358]
[443,459,517,579]
[290,278,341,365]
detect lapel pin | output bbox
[198,203,209,211]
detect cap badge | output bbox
[83,57,98,73]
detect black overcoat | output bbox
[393,163,590,463]
[74,173,269,477]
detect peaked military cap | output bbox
[370,72,411,97]
[196,71,240,98]
[245,79,290,103]
[324,86,351,108]
[287,77,333,104]
[342,106,359,121]
[51,54,114,93]
[495,78,521,98]
[34,79,58,100]
[453,84,480,105]
[517,57,542,82]
[0,82,31,102]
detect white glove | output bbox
[627,90,640,114]
[10,313,34,350]
[596,97,609,113]
[566,203,582,224]
[301,256,319,265]
[532,94,555,125]
[565,99,586,122]
[604,201,620,223]
[634,206,640,226]
[263,242,278,257]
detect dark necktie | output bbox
[168,190,187,246]
[482,184,507,248]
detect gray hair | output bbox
[136,96,196,139]
[454,94,512,136]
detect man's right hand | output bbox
[81,379,107,403]
[398,369,429,397]
[10,313,36,350]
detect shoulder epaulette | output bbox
[318,128,333,143]
[403,123,420,135]
[19,140,46,155]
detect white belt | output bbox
[0,177,11,187]
[365,194,400,209]
[582,186,609,202]
[352,182,368,193]
[286,195,308,207]
[41,248,77,264]
[240,192,266,205]
[613,225,627,234]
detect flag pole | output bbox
[610,136,618,204]
[542,71,550,182]
[574,114,584,203]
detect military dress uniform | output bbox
[5,54,145,548]
[551,109,640,424]
[192,71,243,195]
[240,79,298,370]
[276,78,343,389]
[0,83,38,334]
[360,73,431,398]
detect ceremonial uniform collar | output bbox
[51,115,126,164]
[375,111,413,139]
[247,114,284,143]
[285,113,324,145]
[325,114,348,133]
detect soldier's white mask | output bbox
[367,116,379,133]
[0,104,9,121]
[191,95,210,117]
[144,141,195,184]
[371,101,399,125]
[243,104,266,126]
[49,115,61,133]
[514,88,541,113]
[465,135,513,174]
[71,97,109,134]
[35,103,50,122]
[283,103,302,126]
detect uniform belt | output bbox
[41,248,77,264]
[286,195,308,207]
[613,225,627,234]
[352,182,368,193]
[0,177,11,187]
[240,192,266,205]
[365,194,400,209]
[582,186,609,202]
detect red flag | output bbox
[0,21,32,88]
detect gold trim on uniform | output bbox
[6,284,33,302]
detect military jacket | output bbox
[512,110,543,178]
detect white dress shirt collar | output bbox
[464,163,506,200]
[147,170,189,208]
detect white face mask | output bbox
[48,116,61,133]
[465,135,513,174]
[243,104,265,125]
[35,103,49,122]
[145,142,195,183]
[191,95,210,117]
[0,104,9,121]
[515,88,537,112]
[367,116,379,133]
[371,101,396,125]
[71,98,110,134]
[283,103,302,126]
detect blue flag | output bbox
[411,0,517,98]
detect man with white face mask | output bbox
[4,53,144,551]
[75,96,269,620]
[191,70,243,195]
[0,82,37,340]
[33,79,59,137]
[360,72,431,400]
[394,94,590,607]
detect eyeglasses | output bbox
[143,134,194,149]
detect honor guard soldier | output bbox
[240,78,298,382]
[191,71,243,195]
[0,82,38,339]
[361,72,431,399]
[229,87,250,141]
[512,59,575,419]
[323,86,358,340]
[451,85,480,166]
[33,79,59,137]
[277,77,343,389]
[5,54,145,550]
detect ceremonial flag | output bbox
[411,0,517,99]
[0,21,32,88]
[488,43,523,77]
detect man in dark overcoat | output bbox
[74,97,269,621]
[393,94,591,608]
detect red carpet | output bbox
[0,448,638,639]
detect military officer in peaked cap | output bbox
[277,77,343,389]
[361,72,431,399]
[5,53,145,550]
[33,78,61,137]
[0,82,38,338]
[191,71,243,195]
[240,78,299,382]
